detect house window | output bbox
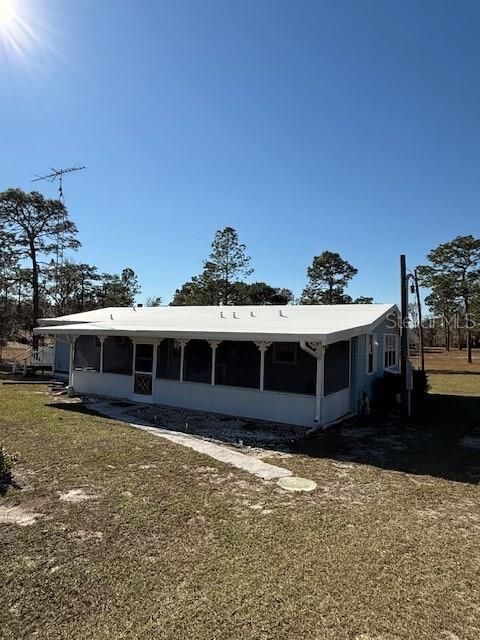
[384,335,398,369]
[366,334,377,374]
[272,342,297,365]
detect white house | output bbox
[35,304,400,427]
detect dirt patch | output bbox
[0,505,43,526]
[59,488,98,503]
[69,529,104,542]
[124,403,306,452]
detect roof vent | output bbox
[220,311,226,319]
[110,314,114,320]
[279,309,287,318]
[250,311,256,317]
[233,311,239,319]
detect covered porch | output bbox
[66,335,352,427]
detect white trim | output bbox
[383,334,399,370]
[365,333,378,375]
[255,341,272,392]
[132,341,154,397]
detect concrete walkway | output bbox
[87,400,292,481]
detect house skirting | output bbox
[73,370,317,427]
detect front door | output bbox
[133,343,154,396]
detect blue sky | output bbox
[1,0,479,304]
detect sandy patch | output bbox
[59,488,98,503]
[69,529,104,542]
[0,505,43,526]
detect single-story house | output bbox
[35,303,400,427]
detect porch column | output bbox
[67,335,78,388]
[177,339,189,382]
[299,341,325,424]
[98,336,105,374]
[255,341,272,391]
[315,352,325,424]
[153,338,162,383]
[208,340,221,386]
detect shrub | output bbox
[412,369,429,400]
[372,368,429,414]
[372,371,400,414]
[0,446,14,482]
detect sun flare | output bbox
[0,0,15,26]
[0,0,43,60]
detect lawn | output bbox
[1,357,480,640]
[424,347,480,396]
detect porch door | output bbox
[133,343,154,396]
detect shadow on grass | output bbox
[50,394,480,485]
[427,369,480,376]
[293,393,480,485]
[0,473,21,496]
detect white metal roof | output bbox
[36,304,398,344]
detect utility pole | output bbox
[400,255,410,418]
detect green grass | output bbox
[428,373,480,395]
[1,378,480,639]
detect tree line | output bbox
[171,227,372,306]
[0,189,371,347]
[417,235,480,363]
[0,189,143,348]
[2,188,479,360]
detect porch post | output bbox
[152,339,161,385]
[208,340,221,386]
[315,353,324,424]
[299,341,325,424]
[255,341,272,391]
[98,336,105,374]
[67,335,78,388]
[177,339,189,382]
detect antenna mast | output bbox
[32,165,86,278]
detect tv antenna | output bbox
[32,165,86,203]
[31,165,86,284]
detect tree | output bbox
[353,296,374,304]
[229,281,294,305]
[99,267,141,306]
[204,227,253,304]
[0,224,21,348]
[172,227,254,305]
[145,296,162,307]
[0,189,80,347]
[301,251,358,304]
[418,274,460,350]
[418,235,480,362]
[47,261,100,316]
[171,272,227,305]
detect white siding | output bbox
[72,370,316,427]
